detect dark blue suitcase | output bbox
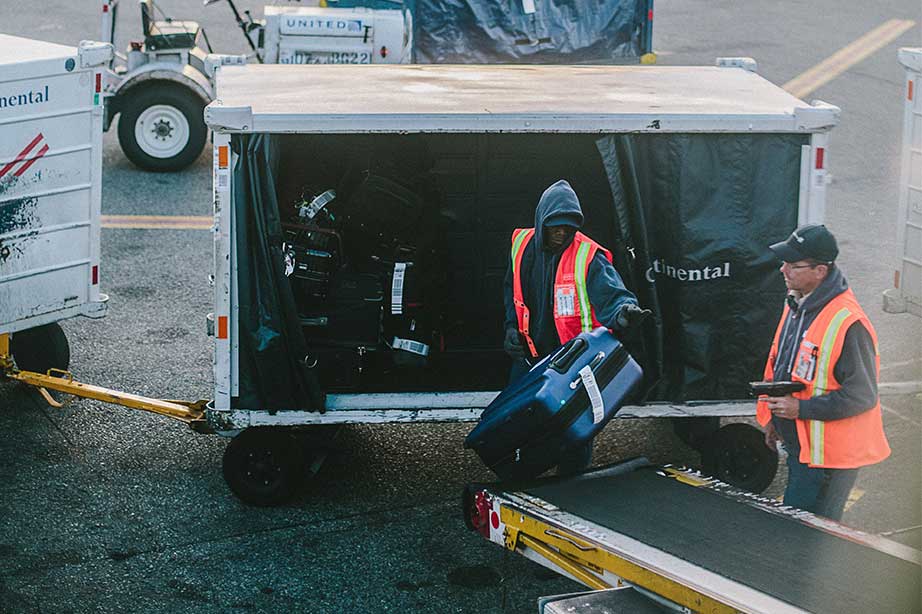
[465,328,643,480]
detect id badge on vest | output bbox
[555,285,577,317]
[794,340,818,381]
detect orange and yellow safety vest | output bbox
[510,228,612,359]
[757,288,890,468]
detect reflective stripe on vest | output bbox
[574,241,593,332]
[806,306,851,466]
[510,228,610,354]
[760,288,890,469]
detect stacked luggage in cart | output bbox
[278,157,448,391]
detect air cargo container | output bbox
[883,47,922,318]
[0,35,112,375]
[202,59,839,505]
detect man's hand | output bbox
[767,395,800,420]
[503,328,525,359]
[764,421,781,451]
[616,303,652,329]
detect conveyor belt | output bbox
[524,467,921,614]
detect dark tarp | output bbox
[596,134,806,401]
[328,0,651,63]
[231,134,323,411]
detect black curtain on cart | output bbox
[596,134,807,401]
[231,134,323,412]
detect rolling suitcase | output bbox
[464,327,643,480]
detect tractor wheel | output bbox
[117,83,207,172]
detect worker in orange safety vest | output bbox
[758,224,890,521]
[502,179,650,474]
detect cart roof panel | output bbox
[206,63,839,134]
[0,34,76,66]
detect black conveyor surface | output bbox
[524,468,921,614]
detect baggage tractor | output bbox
[465,328,643,480]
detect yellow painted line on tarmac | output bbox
[783,18,917,100]
[844,487,865,512]
[101,214,212,230]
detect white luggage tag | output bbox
[392,262,406,315]
[577,364,605,424]
[299,189,336,220]
[392,337,429,356]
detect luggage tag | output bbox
[793,341,818,381]
[392,263,406,315]
[578,365,605,424]
[555,285,576,317]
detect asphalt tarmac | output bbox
[1,1,920,613]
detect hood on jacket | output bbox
[534,180,584,252]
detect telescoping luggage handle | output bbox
[549,337,588,374]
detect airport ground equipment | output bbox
[0,35,112,376]
[2,57,839,507]
[464,459,922,614]
[883,47,922,318]
[96,0,408,172]
[199,58,838,504]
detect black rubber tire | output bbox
[672,416,721,451]
[701,423,778,494]
[222,428,303,507]
[117,83,207,172]
[10,322,70,375]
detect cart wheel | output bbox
[672,416,721,451]
[10,322,70,375]
[701,423,778,494]
[117,83,207,172]
[222,428,302,507]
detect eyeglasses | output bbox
[784,262,830,270]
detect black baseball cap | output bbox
[769,224,839,263]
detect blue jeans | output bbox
[783,447,859,521]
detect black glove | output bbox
[616,303,652,329]
[503,328,525,359]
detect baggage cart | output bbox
[883,47,922,318]
[198,59,839,504]
[0,35,112,377]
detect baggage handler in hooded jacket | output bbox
[502,179,649,474]
[759,224,890,521]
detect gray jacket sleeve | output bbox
[799,321,878,421]
[586,252,638,331]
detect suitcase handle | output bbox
[549,337,587,373]
[569,351,606,389]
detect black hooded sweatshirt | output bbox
[503,180,637,358]
[770,265,879,450]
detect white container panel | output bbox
[1,264,89,323]
[0,35,108,334]
[0,72,94,126]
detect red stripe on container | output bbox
[92,265,99,285]
[14,144,49,177]
[815,147,824,170]
[0,133,43,179]
[218,316,228,339]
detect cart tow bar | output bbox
[3,360,211,433]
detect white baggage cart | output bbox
[0,35,112,376]
[883,47,922,318]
